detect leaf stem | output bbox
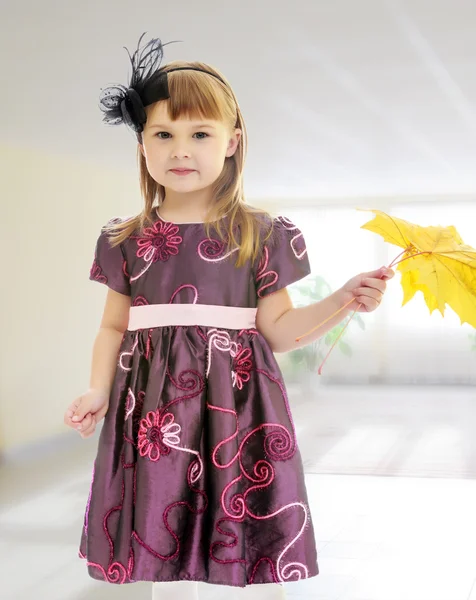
[295,249,409,374]
[295,297,357,342]
[317,303,361,374]
[390,250,432,268]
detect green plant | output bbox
[285,275,365,375]
[469,331,476,351]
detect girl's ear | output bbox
[226,129,242,158]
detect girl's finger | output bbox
[80,415,97,438]
[69,399,82,419]
[362,277,387,293]
[72,396,89,422]
[362,267,387,279]
[81,426,96,439]
[354,287,382,301]
[356,296,380,311]
[64,400,81,426]
[76,413,93,433]
[65,410,81,428]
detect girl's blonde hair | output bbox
[104,60,273,267]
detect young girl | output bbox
[64,33,394,600]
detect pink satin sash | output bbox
[128,303,257,331]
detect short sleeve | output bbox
[89,221,131,296]
[255,216,311,298]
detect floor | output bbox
[1,385,476,600]
[289,384,476,479]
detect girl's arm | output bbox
[64,289,131,437]
[256,267,394,353]
[256,287,351,353]
[90,288,131,394]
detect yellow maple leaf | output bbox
[358,209,476,328]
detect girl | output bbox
[64,33,394,600]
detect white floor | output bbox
[2,385,476,600]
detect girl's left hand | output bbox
[338,266,395,313]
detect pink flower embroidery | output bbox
[90,260,107,284]
[232,345,253,389]
[137,410,181,462]
[136,221,182,263]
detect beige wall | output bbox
[0,143,142,453]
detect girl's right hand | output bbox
[64,389,109,439]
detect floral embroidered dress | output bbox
[80,208,319,588]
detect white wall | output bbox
[0,143,142,453]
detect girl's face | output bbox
[139,101,241,195]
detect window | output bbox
[279,201,476,385]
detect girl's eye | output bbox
[155,132,209,140]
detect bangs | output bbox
[165,69,228,123]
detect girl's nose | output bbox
[171,146,192,159]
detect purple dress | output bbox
[80,209,319,587]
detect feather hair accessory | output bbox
[99,32,226,134]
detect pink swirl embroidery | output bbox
[256,246,279,298]
[207,361,310,582]
[119,333,139,372]
[277,216,307,260]
[251,502,310,582]
[250,557,279,584]
[127,548,135,583]
[264,427,294,461]
[131,220,183,281]
[132,295,149,306]
[164,368,205,409]
[221,476,246,519]
[210,414,294,474]
[169,284,199,304]
[122,259,129,278]
[132,390,145,437]
[90,260,107,284]
[198,238,239,263]
[124,388,135,421]
[209,516,247,566]
[132,461,208,561]
[87,561,128,584]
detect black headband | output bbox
[99,34,227,135]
